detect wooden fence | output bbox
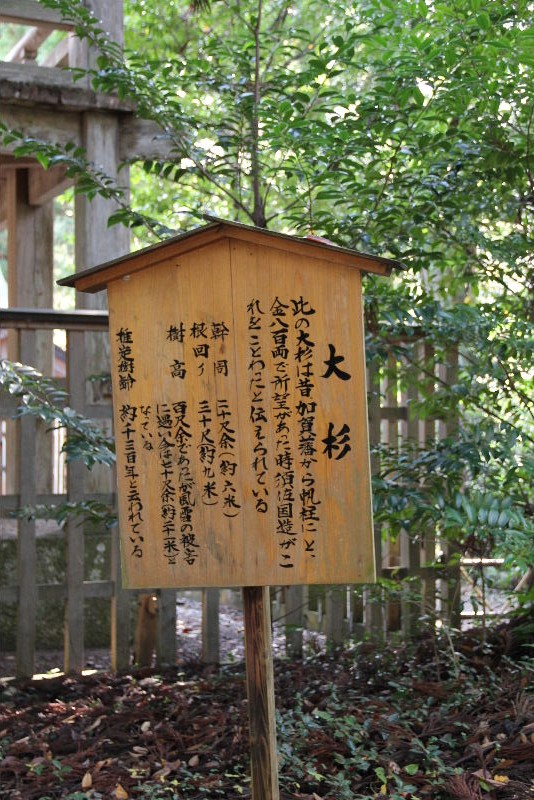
[1,308,465,678]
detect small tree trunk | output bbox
[133,593,158,666]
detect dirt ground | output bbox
[0,597,325,678]
[0,606,533,800]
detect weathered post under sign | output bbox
[59,218,398,799]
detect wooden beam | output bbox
[64,329,86,674]
[0,62,134,112]
[0,307,109,330]
[0,107,82,155]
[119,118,175,161]
[28,164,72,205]
[16,330,39,678]
[1,106,175,163]
[0,0,74,30]
[0,155,37,168]
[202,589,220,664]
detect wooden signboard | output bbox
[60,220,398,590]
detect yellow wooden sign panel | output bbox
[107,237,375,588]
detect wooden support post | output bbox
[366,358,385,639]
[6,169,54,496]
[7,166,54,677]
[64,330,86,674]
[110,521,131,671]
[284,585,303,658]
[242,586,279,800]
[202,588,220,664]
[385,352,402,633]
[15,329,38,678]
[156,589,177,667]
[421,343,437,621]
[441,347,462,629]
[404,366,422,638]
[325,585,345,648]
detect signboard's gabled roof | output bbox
[58,216,403,293]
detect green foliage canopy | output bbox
[1,0,532,571]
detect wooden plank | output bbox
[202,588,220,663]
[0,176,5,227]
[64,330,86,674]
[243,586,279,800]
[0,62,133,111]
[61,220,400,293]
[119,118,175,162]
[0,106,82,155]
[284,585,303,657]
[441,346,461,629]
[111,521,131,671]
[8,168,55,493]
[224,225,394,275]
[403,368,422,638]
[364,357,385,637]
[156,590,177,666]
[421,342,437,618]
[28,164,72,206]
[0,155,36,168]
[0,491,114,511]
[325,586,345,647]
[15,329,38,678]
[0,307,109,330]
[0,581,114,604]
[69,0,123,73]
[0,106,176,164]
[0,0,74,29]
[8,171,54,675]
[75,111,130,287]
[105,237,376,589]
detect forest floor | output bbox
[0,607,533,800]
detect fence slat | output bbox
[202,588,220,663]
[64,330,86,673]
[284,585,304,657]
[111,523,131,670]
[16,329,38,677]
[157,590,177,666]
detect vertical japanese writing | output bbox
[321,343,352,461]
[119,404,144,559]
[166,320,231,378]
[247,299,269,514]
[292,296,320,557]
[217,399,241,518]
[116,328,136,390]
[156,403,179,565]
[173,401,198,566]
[270,297,296,569]
[139,405,154,451]
[198,399,217,505]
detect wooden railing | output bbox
[2,308,498,678]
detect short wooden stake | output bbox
[242,585,280,800]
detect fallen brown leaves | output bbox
[0,626,533,799]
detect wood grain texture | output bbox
[64,330,86,674]
[243,586,279,800]
[104,233,376,589]
[0,0,74,28]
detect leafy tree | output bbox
[1,0,533,603]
